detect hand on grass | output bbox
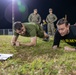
[64,46,75,51]
[15,41,20,46]
[52,45,58,50]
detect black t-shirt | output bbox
[53,25,76,47]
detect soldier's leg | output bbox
[47,23,51,35]
[50,23,55,35]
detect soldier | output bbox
[11,22,49,47]
[46,8,57,36]
[52,18,76,51]
[28,9,41,25]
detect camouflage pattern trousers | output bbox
[47,23,55,35]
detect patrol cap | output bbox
[49,8,52,11]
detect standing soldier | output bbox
[46,8,57,36]
[28,9,41,25]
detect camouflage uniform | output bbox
[28,13,41,25]
[46,14,57,35]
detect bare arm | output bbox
[53,45,76,51]
[64,46,76,51]
[20,36,37,46]
[11,35,18,46]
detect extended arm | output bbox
[64,46,76,51]
[11,35,19,46]
[52,31,61,49]
[20,36,37,46]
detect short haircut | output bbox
[56,18,68,26]
[14,21,22,30]
[34,9,37,11]
[49,8,53,11]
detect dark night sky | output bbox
[0,0,76,29]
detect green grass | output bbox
[0,35,76,75]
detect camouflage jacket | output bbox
[28,13,41,24]
[46,14,57,23]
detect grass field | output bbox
[0,35,76,75]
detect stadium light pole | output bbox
[12,0,15,33]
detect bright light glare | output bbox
[12,0,15,2]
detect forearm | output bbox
[11,41,20,46]
[20,42,36,46]
[64,46,76,51]
[11,35,18,46]
[11,39,17,46]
